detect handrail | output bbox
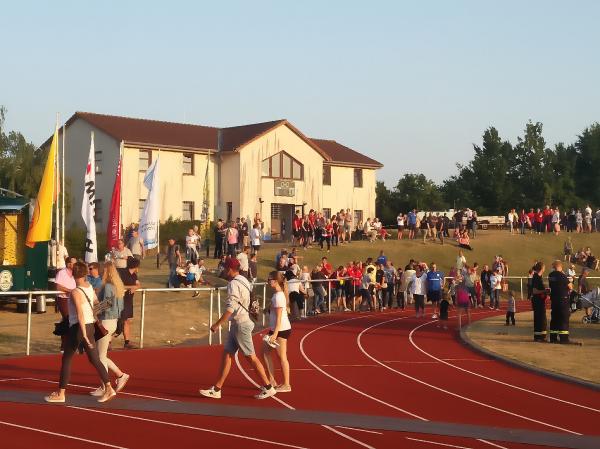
[5,275,598,356]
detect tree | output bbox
[375,181,397,224]
[512,121,550,207]
[394,173,446,212]
[574,123,600,205]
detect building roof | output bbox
[48,112,382,168]
[311,138,383,168]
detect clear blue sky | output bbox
[2,0,599,186]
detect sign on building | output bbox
[274,179,295,197]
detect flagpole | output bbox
[156,150,160,268]
[61,122,66,243]
[55,114,60,244]
[119,140,124,243]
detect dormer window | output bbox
[261,151,303,180]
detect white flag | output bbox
[81,132,98,262]
[139,156,160,249]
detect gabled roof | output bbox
[220,119,332,161]
[311,138,383,168]
[42,112,218,151]
[44,112,382,168]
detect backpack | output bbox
[233,278,261,321]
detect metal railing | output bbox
[3,275,598,356]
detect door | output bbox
[270,203,294,242]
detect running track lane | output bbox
[357,314,598,435]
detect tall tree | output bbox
[574,123,600,205]
[512,121,550,207]
[394,173,446,212]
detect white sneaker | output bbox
[90,386,105,397]
[44,391,65,403]
[275,384,292,393]
[255,386,276,400]
[97,386,116,403]
[115,373,130,393]
[199,386,221,399]
[432,314,438,319]
[344,308,351,312]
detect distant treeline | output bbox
[376,121,600,223]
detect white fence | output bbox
[2,275,598,356]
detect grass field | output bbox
[1,229,599,356]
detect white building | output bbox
[44,112,382,241]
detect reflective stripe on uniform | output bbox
[549,330,570,334]
[533,331,547,335]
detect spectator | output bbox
[126,229,144,261]
[55,256,77,350]
[250,223,262,255]
[111,239,133,269]
[118,257,141,349]
[87,262,103,297]
[490,266,503,310]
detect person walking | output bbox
[262,271,292,393]
[55,256,77,351]
[426,262,444,319]
[409,265,427,318]
[92,261,130,397]
[118,257,141,349]
[199,258,276,399]
[490,266,503,310]
[162,237,182,288]
[44,262,116,403]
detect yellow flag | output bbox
[26,128,57,247]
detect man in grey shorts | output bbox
[199,258,276,400]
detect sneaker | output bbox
[192,292,200,298]
[255,386,277,400]
[90,386,105,397]
[44,391,65,403]
[275,384,292,393]
[344,308,351,312]
[97,386,116,403]
[123,342,137,350]
[115,373,130,393]
[199,386,221,399]
[432,314,438,319]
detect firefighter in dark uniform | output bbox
[530,261,548,342]
[547,260,572,344]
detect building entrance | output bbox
[270,203,294,242]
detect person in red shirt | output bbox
[543,205,553,233]
[292,211,303,247]
[534,208,544,234]
[526,208,535,233]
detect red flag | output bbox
[106,159,122,249]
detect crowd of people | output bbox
[506,205,600,235]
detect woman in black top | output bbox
[530,262,548,342]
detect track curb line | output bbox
[459,325,600,392]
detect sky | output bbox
[1,0,599,187]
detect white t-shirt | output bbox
[237,252,249,271]
[410,274,427,295]
[491,274,503,290]
[456,255,466,270]
[186,234,199,249]
[287,278,301,293]
[269,291,291,332]
[68,285,96,326]
[397,215,404,226]
[113,248,133,269]
[55,245,69,269]
[250,228,261,246]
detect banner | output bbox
[139,156,160,249]
[81,132,98,262]
[106,158,122,250]
[26,127,57,247]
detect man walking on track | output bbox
[548,260,578,345]
[199,258,276,400]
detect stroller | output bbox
[578,287,600,324]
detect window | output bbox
[226,202,233,223]
[139,150,151,172]
[94,199,102,223]
[323,208,331,220]
[261,151,303,180]
[323,165,331,185]
[354,168,363,188]
[139,199,146,220]
[354,210,363,226]
[183,153,194,175]
[182,201,194,220]
[94,150,102,174]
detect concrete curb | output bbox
[459,325,600,392]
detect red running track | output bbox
[0,305,598,449]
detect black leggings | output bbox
[59,323,109,389]
[320,236,331,250]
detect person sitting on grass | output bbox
[458,229,472,251]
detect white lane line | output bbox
[405,436,473,449]
[408,321,600,413]
[320,364,379,368]
[0,378,26,382]
[68,406,310,449]
[301,311,508,449]
[21,377,177,402]
[382,361,440,364]
[358,316,581,435]
[0,419,129,449]
[234,349,376,449]
[335,426,383,435]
